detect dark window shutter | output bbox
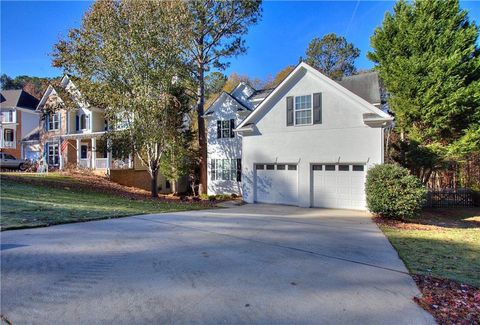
[313,93,322,124]
[236,158,242,182]
[230,119,235,138]
[211,159,216,180]
[286,96,294,126]
[76,115,79,131]
[45,115,49,131]
[217,120,221,138]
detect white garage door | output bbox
[312,164,366,210]
[255,163,298,205]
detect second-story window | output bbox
[80,114,87,130]
[48,112,60,130]
[216,119,235,139]
[2,110,14,123]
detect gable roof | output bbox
[204,91,252,116]
[248,88,274,101]
[237,62,392,129]
[338,72,381,105]
[0,89,39,110]
[22,126,41,142]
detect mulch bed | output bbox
[413,275,480,325]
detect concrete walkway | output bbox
[1,204,434,324]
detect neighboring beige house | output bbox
[0,89,40,159]
[33,75,185,193]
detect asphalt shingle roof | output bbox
[248,88,274,101]
[338,72,381,105]
[0,89,39,110]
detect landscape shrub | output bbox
[365,164,427,219]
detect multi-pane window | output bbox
[48,143,59,166]
[294,95,312,125]
[3,129,14,142]
[2,110,14,123]
[80,114,88,130]
[211,158,241,181]
[48,113,60,130]
[216,119,235,138]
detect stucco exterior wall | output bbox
[241,68,385,208]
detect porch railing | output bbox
[95,158,108,169]
[111,158,130,170]
[1,141,15,148]
[78,159,91,169]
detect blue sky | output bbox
[1,1,479,80]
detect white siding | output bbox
[20,110,39,138]
[206,93,248,195]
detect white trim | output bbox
[236,62,392,130]
[293,94,313,126]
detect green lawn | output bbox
[1,178,209,231]
[377,209,480,287]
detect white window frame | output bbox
[2,110,15,123]
[294,94,313,126]
[80,114,87,130]
[211,158,237,181]
[4,128,14,142]
[48,112,60,130]
[48,143,60,166]
[220,120,231,138]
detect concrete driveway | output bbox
[1,204,434,324]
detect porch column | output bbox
[59,140,64,170]
[91,137,96,169]
[106,139,112,175]
[76,138,81,167]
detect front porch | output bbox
[62,133,132,171]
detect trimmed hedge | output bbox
[366,164,427,219]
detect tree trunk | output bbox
[150,168,159,198]
[196,60,207,195]
[171,179,177,195]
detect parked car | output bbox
[0,153,28,170]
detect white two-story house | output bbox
[203,82,273,195]
[206,62,392,210]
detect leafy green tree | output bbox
[368,0,480,159]
[0,74,21,90]
[205,72,228,97]
[53,0,190,197]
[304,33,360,80]
[184,1,262,194]
[160,85,194,194]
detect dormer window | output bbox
[216,119,235,138]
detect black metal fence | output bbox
[426,188,478,208]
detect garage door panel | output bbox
[312,164,366,210]
[255,165,298,205]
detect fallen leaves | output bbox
[413,275,480,325]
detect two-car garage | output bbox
[254,163,367,210]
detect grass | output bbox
[1,177,209,231]
[376,208,480,287]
